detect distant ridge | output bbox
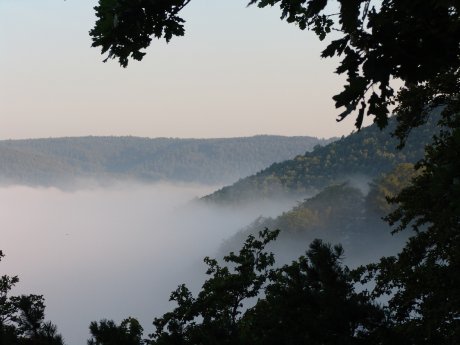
[202,116,438,204]
[0,135,334,188]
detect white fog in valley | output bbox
[0,183,298,345]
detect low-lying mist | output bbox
[218,177,409,274]
[0,182,297,345]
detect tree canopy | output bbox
[0,251,64,345]
[202,116,436,204]
[90,1,460,141]
[89,230,388,345]
[89,1,460,344]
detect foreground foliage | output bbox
[363,119,460,345]
[89,230,387,345]
[88,318,143,345]
[89,2,460,343]
[90,0,459,138]
[0,251,64,345]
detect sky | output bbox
[0,0,368,139]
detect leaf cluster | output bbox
[90,1,460,146]
[89,230,387,345]
[360,116,460,344]
[0,252,64,345]
[248,1,460,141]
[91,0,191,67]
[88,318,144,345]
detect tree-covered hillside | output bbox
[0,135,332,187]
[221,164,417,263]
[202,116,437,204]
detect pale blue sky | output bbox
[0,0,366,139]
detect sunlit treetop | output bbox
[90,0,460,142]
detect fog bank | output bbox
[0,183,295,345]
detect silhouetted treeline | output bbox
[0,251,64,345]
[85,230,403,345]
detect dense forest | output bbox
[0,135,332,187]
[221,163,417,263]
[202,115,438,204]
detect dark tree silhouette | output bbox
[0,251,65,345]
[88,318,143,345]
[88,1,460,343]
[89,230,386,345]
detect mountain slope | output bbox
[221,166,416,265]
[202,117,437,204]
[0,135,333,187]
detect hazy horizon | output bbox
[0,133,337,141]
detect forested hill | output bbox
[0,135,332,187]
[202,116,438,204]
[220,166,416,264]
